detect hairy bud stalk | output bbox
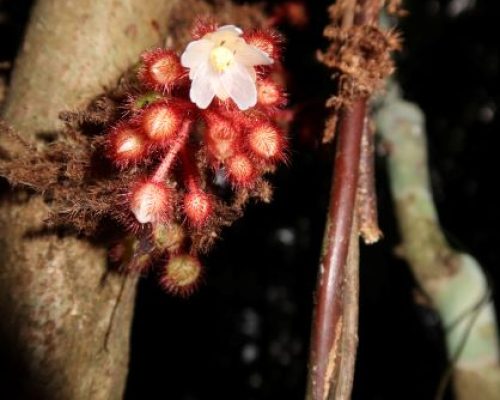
[151,120,192,184]
[180,149,214,227]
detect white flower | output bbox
[181,25,273,110]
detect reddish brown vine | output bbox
[307,1,400,399]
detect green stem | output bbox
[376,83,500,400]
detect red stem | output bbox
[308,2,385,397]
[309,99,366,400]
[151,120,191,184]
[179,146,200,193]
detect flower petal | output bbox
[190,61,216,109]
[234,43,273,66]
[220,62,257,110]
[213,76,229,100]
[216,25,243,35]
[246,66,257,82]
[181,39,214,70]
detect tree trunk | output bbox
[0,0,177,398]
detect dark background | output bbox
[1,0,498,399]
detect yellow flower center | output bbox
[210,46,234,73]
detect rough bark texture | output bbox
[0,0,177,398]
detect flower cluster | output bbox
[105,21,287,295]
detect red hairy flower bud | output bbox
[205,117,237,142]
[244,29,282,62]
[270,1,309,28]
[139,49,186,92]
[141,101,184,145]
[160,254,203,296]
[183,190,213,226]
[130,181,173,224]
[226,154,255,186]
[191,18,218,39]
[152,222,185,253]
[107,124,146,167]
[204,111,240,161]
[208,139,236,162]
[257,79,286,109]
[247,122,285,161]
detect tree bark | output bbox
[0,0,177,398]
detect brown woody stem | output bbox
[307,1,385,398]
[308,99,366,400]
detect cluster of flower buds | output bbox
[106,20,287,296]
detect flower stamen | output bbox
[210,46,235,72]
